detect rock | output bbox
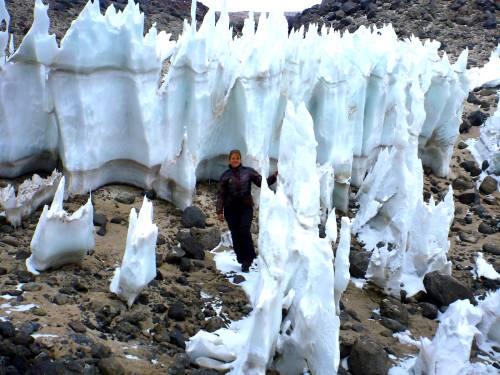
[0,267,6,275]
[15,271,35,283]
[114,192,135,205]
[170,327,187,349]
[459,232,478,243]
[348,338,389,375]
[233,275,246,284]
[0,321,16,338]
[176,229,205,260]
[165,245,186,264]
[156,233,167,245]
[31,307,47,316]
[452,177,474,191]
[481,160,489,171]
[12,333,34,346]
[93,213,108,227]
[0,224,14,234]
[457,141,468,149]
[181,206,206,228]
[457,191,479,205]
[460,161,482,176]
[483,243,500,256]
[379,298,409,325]
[15,249,30,260]
[168,302,187,321]
[420,302,438,319]
[190,227,221,251]
[53,294,71,305]
[69,321,87,333]
[110,216,125,224]
[380,317,407,332]
[1,237,20,247]
[479,176,498,195]
[90,342,112,359]
[478,222,496,235]
[17,321,40,335]
[423,271,475,307]
[71,278,88,293]
[203,317,226,332]
[468,110,488,126]
[97,357,125,375]
[349,250,370,278]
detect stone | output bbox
[97,357,125,375]
[17,322,40,335]
[0,321,16,338]
[190,227,221,251]
[90,342,112,359]
[423,271,475,307]
[460,161,482,176]
[452,177,474,191]
[348,338,389,375]
[420,302,438,319]
[93,213,108,227]
[53,294,71,305]
[479,176,498,195]
[478,222,496,235]
[457,141,468,149]
[233,275,246,284]
[468,110,488,127]
[114,192,135,205]
[459,232,478,243]
[349,250,370,278]
[170,327,187,349]
[483,243,500,256]
[380,317,407,332]
[69,321,87,333]
[181,206,206,228]
[168,302,187,321]
[457,191,479,205]
[176,229,205,260]
[379,298,409,325]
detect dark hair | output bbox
[228,149,241,160]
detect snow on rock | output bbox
[187,101,350,374]
[473,252,500,280]
[354,144,454,297]
[391,291,500,374]
[0,0,469,212]
[26,176,94,275]
[110,196,158,308]
[0,170,62,227]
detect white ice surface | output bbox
[1,0,469,212]
[27,176,95,274]
[468,45,500,89]
[187,101,349,374]
[0,170,61,227]
[473,252,500,280]
[110,196,158,307]
[391,291,500,375]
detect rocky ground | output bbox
[1,0,499,374]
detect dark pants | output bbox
[224,203,256,267]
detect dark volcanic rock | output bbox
[349,250,370,278]
[176,229,205,260]
[483,243,500,256]
[420,302,439,319]
[479,176,498,195]
[423,271,475,307]
[114,192,135,204]
[380,298,409,326]
[457,191,479,205]
[190,227,221,251]
[478,222,496,234]
[168,302,187,321]
[452,177,474,191]
[348,338,389,375]
[468,110,488,127]
[181,206,206,228]
[97,357,125,375]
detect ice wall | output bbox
[0,169,62,227]
[0,0,469,211]
[187,102,351,374]
[110,196,158,307]
[27,177,95,275]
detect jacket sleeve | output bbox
[216,175,227,214]
[250,168,277,187]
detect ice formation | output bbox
[468,45,500,89]
[353,144,454,297]
[466,95,500,182]
[391,291,500,375]
[0,170,62,227]
[0,0,469,212]
[27,177,95,275]
[110,196,158,308]
[187,102,351,374]
[473,252,500,280]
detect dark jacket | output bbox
[216,165,277,214]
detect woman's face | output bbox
[229,153,241,168]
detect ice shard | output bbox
[0,170,62,227]
[27,176,95,275]
[110,196,158,307]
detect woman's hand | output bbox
[218,213,224,222]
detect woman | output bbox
[216,150,278,272]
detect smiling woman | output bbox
[200,0,321,12]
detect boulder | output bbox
[479,176,498,195]
[348,338,389,375]
[181,206,206,228]
[423,271,475,307]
